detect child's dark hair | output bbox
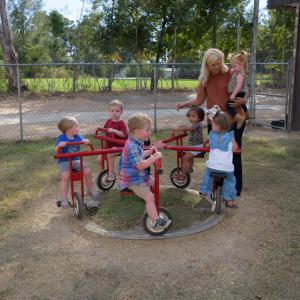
[213,111,231,132]
[186,106,205,121]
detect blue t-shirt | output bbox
[55,134,83,163]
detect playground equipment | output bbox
[94,127,126,191]
[54,142,122,219]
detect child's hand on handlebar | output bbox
[150,146,157,154]
[58,141,66,147]
[83,139,90,144]
[153,151,162,159]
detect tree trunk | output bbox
[211,4,217,48]
[0,0,19,92]
[151,14,167,91]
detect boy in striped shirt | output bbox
[118,113,171,229]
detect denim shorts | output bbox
[58,160,88,172]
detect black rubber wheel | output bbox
[215,186,222,214]
[74,192,84,219]
[97,170,115,191]
[143,207,172,236]
[170,167,191,189]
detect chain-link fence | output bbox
[0,61,292,141]
[250,62,291,130]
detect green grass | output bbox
[0,138,57,227]
[0,77,198,93]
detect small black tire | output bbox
[143,207,172,236]
[74,192,84,219]
[170,167,191,189]
[97,170,115,191]
[215,186,222,214]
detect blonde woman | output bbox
[176,48,249,196]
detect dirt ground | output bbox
[0,127,299,299]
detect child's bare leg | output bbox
[60,171,69,200]
[97,154,103,170]
[107,153,115,176]
[188,157,194,173]
[144,191,159,223]
[84,167,100,201]
[181,152,194,176]
[84,167,94,192]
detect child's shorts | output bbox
[58,160,88,172]
[189,144,203,156]
[128,184,151,199]
[128,177,154,199]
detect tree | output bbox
[0,0,18,91]
[257,9,295,62]
[9,0,43,63]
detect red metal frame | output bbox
[153,158,162,212]
[94,127,127,173]
[54,142,123,207]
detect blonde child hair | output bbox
[228,50,248,73]
[199,48,229,86]
[57,116,78,134]
[127,113,152,133]
[109,99,124,111]
[213,111,231,133]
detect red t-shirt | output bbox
[104,119,128,148]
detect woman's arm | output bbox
[230,83,250,108]
[229,73,244,100]
[176,84,206,110]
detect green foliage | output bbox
[257,9,295,62]
[2,0,295,65]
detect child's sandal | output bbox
[225,200,238,209]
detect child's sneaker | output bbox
[88,190,101,201]
[61,199,70,209]
[85,198,100,208]
[153,217,171,229]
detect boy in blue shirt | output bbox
[55,116,100,208]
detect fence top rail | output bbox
[0,62,201,67]
[0,61,289,67]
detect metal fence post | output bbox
[153,63,157,133]
[249,62,256,125]
[17,63,23,142]
[286,59,293,131]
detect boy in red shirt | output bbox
[98,100,128,180]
